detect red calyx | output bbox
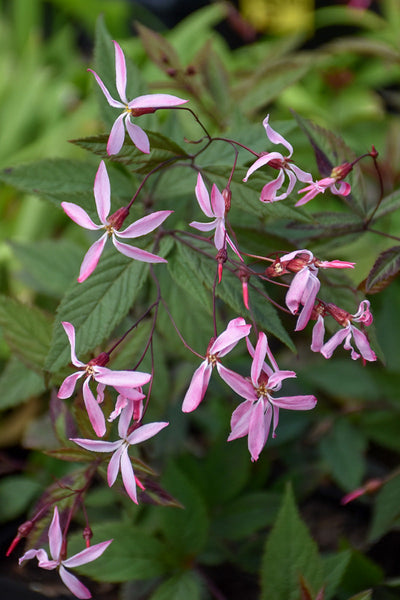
[89,352,110,368]
[108,207,129,231]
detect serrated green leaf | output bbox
[149,572,203,600]
[260,484,324,600]
[373,187,400,220]
[167,242,212,312]
[0,356,45,410]
[70,521,167,582]
[365,245,400,293]
[369,473,400,542]
[319,419,366,490]
[45,251,150,372]
[0,295,52,372]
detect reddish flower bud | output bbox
[6,520,34,556]
[186,65,196,76]
[165,68,177,78]
[341,478,382,505]
[129,107,157,117]
[330,162,352,181]
[222,188,232,213]
[88,352,110,368]
[325,303,351,326]
[216,248,227,283]
[83,526,93,548]
[108,206,129,230]
[285,255,310,273]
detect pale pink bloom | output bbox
[243,115,312,202]
[316,259,355,269]
[89,40,188,155]
[57,321,151,437]
[62,161,172,282]
[296,177,351,207]
[190,173,242,259]
[182,317,251,413]
[71,402,168,504]
[280,249,320,331]
[311,314,325,352]
[19,506,112,599]
[108,386,145,423]
[221,333,316,461]
[320,301,376,361]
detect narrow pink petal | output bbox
[217,364,255,401]
[267,370,296,391]
[48,506,62,561]
[190,219,218,233]
[125,118,150,154]
[87,69,125,108]
[195,173,213,217]
[128,93,188,109]
[290,163,313,183]
[94,367,151,388]
[271,394,317,410]
[58,371,85,399]
[77,234,108,283]
[61,322,85,367]
[210,185,225,218]
[82,379,106,437]
[61,202,101,231]
[118,210,173,239]
[71,437,121,453]
[285,268,310,314]
[113,41,128,104]
[112,237,167,263]
[93,161,111,224]
[118,401,134,439]
[211,321,251,357]
[321,327,351,359]
[182,361,212,412]
[19,549,51,566]
[127,421,169,445]
[272,405,279,438]
[351,327,377,362]
[280,249,313,263]
[311,315,325,352]
[248,399,270,461]
[63,540,113,568]
[251,333,268,387]
[228,400,253,440]
[59,565,92,599]
[263,115,293,156]
[226,233,243,261]
[243,151,283,181]
[260,170,285,202]
[107,445,124,486]
[295,275,320,331]
[214,219,226,251]
[120,450,138,503]
[107,113,126,156]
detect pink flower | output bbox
[296,177,351,207]
[182,317,251,413]
[280,249,321,331]
[89,41,188,155]
[320,301,376,361]
[62,161,172,282]
[108,386,145,423]
[71,402,168,504]
[243,115,312,202]
[57,321,151,437]
[190,173,241,258]
[220,332,317,461]
[19,506,112,599]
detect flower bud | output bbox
[108,206,129,230]
[330,162,352,181]
[325,303,351,326]
[88,352,110,368]
[129,107,157,117]
[83,526,93,548]
[222,188,232,213]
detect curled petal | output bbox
[321,326,351,359]
[112,237,167,263]
[88,69,124,109]
[58,371,85,399]
[59,565,92,600]
[125,117,150,154]
[107,113,126,156]
[263,115,293,156]
[118,210,173,239]
[259,169,286,202]
[290,163,313,183]
[61,322,85,367]
[93,161,111,224]
[19,549,56,569]
[351,327,376,362]
[243,151,284,182]
[77,234,108,283]
[61,202,101,231]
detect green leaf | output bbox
[347,592,373,600]
[45,251,149,373]
[0,295,52,372]
[10,239,83,297]
[369,474,400,542]
[70,521,167,582]
[149,572,204,600]
[0,475,41,523]
[0,356,45,410]
[339,548,383,595]
[360,410,400,453]
[319,419,366,490]
[160,461,209,560]
[260,484,324,600]
[322,551,351,600]
[136,22,182,74]
[365,245,400,294]
[373,187,400,220]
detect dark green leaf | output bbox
[369,474,400,542]
[0,357,45,410]
[322,551,351,600]
[0,475,41,523]
[365,245,400,293]
[149,572,204,600]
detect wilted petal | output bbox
[59,565,92,600]
[295,275,320,331]
[93,161,111,224]
[127,421,169,445]
[182,361,212,412]
[107,113,126,156]
[118,210,173,239]
[112,237,167,263]
[77,234,108,283]
[113,41,127,104]
[267,370,296,391]
[63,540,113,569]
[61,202,101,231]
[128,93,188,110]
[58,371,85,399]
[260,170,285,202]
[82,379,106,437]
[125,118,150,154]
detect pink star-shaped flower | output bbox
[19,506,112,599]
[220,332,317,461]
[89,41,188,155]
[71,402,168,504]
[243,115,312,202]
[296,177,351,207]
[62,160,172,282]
[182,317,251,413]
[57,321,151,437]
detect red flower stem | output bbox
[160,298,204,359]
[127,156,184,210]
[107,300,160,356]
[363,147,384,227]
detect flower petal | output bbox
[321,326,351,359]
[82,379,106,437]
[228,400,253,440]
[61,202,101,231]
[87,69,124,108]
[59,565,92,600]
[107,445,124,487]
[48,506,62,561]
[107,113,126,156]
[120,449,138,503]
[127,421,169,445]
[243,151,283,182]
[125,118,150,154]
[58,371,85,399]
[248,399,271,461]
[113,41,128,104]
[93,161,111,224]
[195,173,213,217]
[118,400,134,439]
[251,332,268,387]
[95,367,151,388]
[128,93,188,109]
[61,322,85,367]
[77,234,108,283]
[182,361,212,412]
[271,394,317,410]
[210,185,225,218]
[71,437,121,453]
[63,540,113,568]
[217,364,255,401]
[112,237,167,263]
[263,115,293,156]
[118,210,173,238]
